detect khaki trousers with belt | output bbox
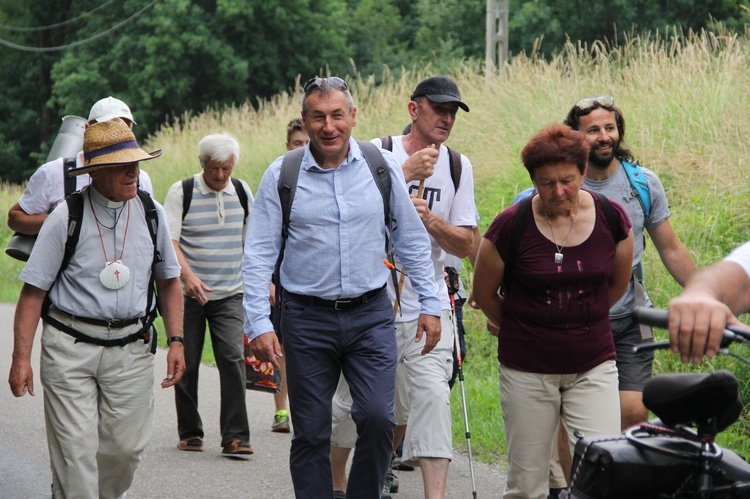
[41,313,154,499]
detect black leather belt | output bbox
[57,311,144,329]
[286,284,386,311]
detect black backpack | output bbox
[270,142,396,333]
[42,188,162,352]
[180,176,249,222]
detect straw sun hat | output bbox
[69,118,161,176]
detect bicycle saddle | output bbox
[642,370,743,433]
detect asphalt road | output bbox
[0,302,504,498]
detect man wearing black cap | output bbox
[330,76,478,498]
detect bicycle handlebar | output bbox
[632,306,750,354]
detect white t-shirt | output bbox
[372,136,477,321]
[18,151,154,216]
[726,241,750,279]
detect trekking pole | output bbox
[450,292,478,498]
[393,179,425,316]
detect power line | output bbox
[0,0,160,53]
[0,0,118,32]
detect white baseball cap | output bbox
[88,96,136,125]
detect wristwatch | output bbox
[167,336,184,346]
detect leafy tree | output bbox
[413,0,485,64]
[507,0,749,56]
[217,0,352,99]
[346,0,409,78]
[50,0,248,136]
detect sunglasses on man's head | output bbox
[303,76,348,94]
[574,95,615,111]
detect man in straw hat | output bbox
[7,96,154,237]
[8,118,185,498]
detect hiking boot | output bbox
[221,439,254,456]
[272,410,290,433]
[333,491,346,499]
[178,436,203,452]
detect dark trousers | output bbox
[175,294,249,446]
[282,288,396,499]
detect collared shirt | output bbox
[18,151,153,216]
[164,174,253,300]
[20,185,180,320]
[242,138,441,340]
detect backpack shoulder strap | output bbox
[358,140,402,311]
[181,177,195,220]
[231,177,249,221]
[593,191,620,244]
[137,189,161,341]
[60,191,85,276]
[63,158,77,197]
[621,159,651,220]
[271,148,305,331]
[446,146,462,192]
[502,194,531,294]
[358,141,392,236]
[278,148,305,244]
[380,135,393,152]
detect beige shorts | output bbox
[331,310,455,466]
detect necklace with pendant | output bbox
[89,190,132,290]
[542,196,581,264]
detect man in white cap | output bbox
[7,96,153,236]
[8,118,185,499]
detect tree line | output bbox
[0,0,746,184]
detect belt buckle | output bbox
[107,319,118,329]
[334,299,352,311]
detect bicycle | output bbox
[562,306,750,498]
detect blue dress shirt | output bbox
[243,138,440,340]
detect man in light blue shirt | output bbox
[242,77,441,499]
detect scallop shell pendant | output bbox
[100,260,131,290]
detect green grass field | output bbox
[2,28,750,468]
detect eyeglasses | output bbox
[303,76,348,94]
[574,95,615,111]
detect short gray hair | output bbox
[301,80,354,115]
[198,133,240,166]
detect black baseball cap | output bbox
[410,76,469,112]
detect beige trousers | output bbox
[499,360,620,499]
[40,316,155,499]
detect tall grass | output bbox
[1,29,749,466]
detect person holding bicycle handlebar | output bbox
[668,240,750,364]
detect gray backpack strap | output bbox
[380,135,393,151]
[358,140,401,312]
[271,148,305,334]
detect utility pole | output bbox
[485,0,509,74]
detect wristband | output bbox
[167,336,184,346]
